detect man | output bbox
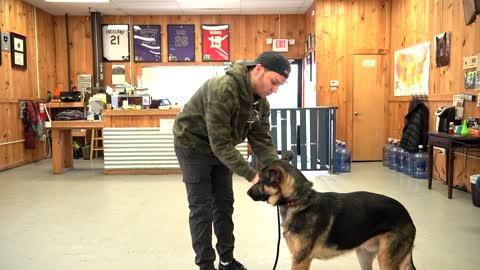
[173,51,291,270]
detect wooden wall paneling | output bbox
[36,8,57,98]
[0,0,7,100]
[314,0,391,147]
[389,0,480,187]
[68,16,93,90]
[54,16,68,90]
[304,4,316,107]
[1,0,55,171]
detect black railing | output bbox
[260,107,337,172]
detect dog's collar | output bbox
[286,200,298,207]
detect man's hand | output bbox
[251,174,260,185]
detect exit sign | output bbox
[272,39,288,52]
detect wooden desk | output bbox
[428,132,480,199]
[49,121,104,174]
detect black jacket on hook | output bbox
[400,99,429,153]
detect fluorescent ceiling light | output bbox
[44,0,110,3]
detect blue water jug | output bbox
[403,151,413,176]
[396,147,406,172]
[389,140,399,170]
[382,138,393,167]
[335,141,342,173]
[341,142,351,173]
[412,145,429,179]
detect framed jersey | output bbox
[102,24,130,61]
[201,24,229,62]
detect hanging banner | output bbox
[134,25,161,62]
[202,24,229,62]
[102,24,130,61]
[167,24,195,62]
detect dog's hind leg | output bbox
[356,247,376,270]
[356,235,380,270]
[378,224,416,270]
[399,250,416,270]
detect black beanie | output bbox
[253,51,291,79]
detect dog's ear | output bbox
[281,151,294,161]
[268,167,283,183]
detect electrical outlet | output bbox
[433,146,446,155]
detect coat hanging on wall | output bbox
[463,0,480,26]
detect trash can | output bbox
[470,174,480,208]
[82,145,91,160]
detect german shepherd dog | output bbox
[247,154,416,270]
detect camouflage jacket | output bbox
[173,63,278,181]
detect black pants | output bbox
[175,146,235,270]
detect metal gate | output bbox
[268,107,336,172]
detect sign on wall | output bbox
[202,24,229,62]
[102,24,130,61]
[272,39,288,52]
[134,25,161,62]
[167,24,195,62]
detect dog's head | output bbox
[247,151,313,206]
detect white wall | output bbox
[142,64,300,108]
[142,66,226,105]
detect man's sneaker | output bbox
[218,259,247,270]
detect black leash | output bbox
[272,206,281,270]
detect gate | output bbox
[268,107,336,172]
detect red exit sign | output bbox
[272,39,288,52]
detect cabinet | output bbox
[47,102,87,138]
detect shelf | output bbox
[72,129,87,137]
[47,102,85,108]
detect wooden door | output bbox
[353,54,387,161]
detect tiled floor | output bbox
[0,159,479,270]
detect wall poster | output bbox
[202,24,229,62]
[394,42,430,96]
[133,25,161,62]
[167,24,195,62]
[102,24,130,61]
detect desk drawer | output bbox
[429,135,451,148]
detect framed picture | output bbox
[10,32,26,70]
[167,24,195,62]
[133,25,161,62]
[435,32,450,67]
[307,52,313,82]
[201,24,230,62]
[307,34,312,50]
[102,24,130,61]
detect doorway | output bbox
[352,54,387,161]
[267,59,302,108]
